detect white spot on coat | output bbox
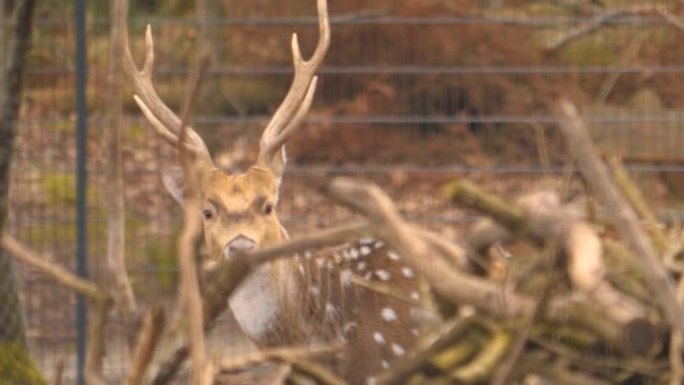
[373,332,386,345]
[360,245,372,256]
[357,261,368,271]
[325,302,337,318]
[304,250,313,259]
[391,343,406,357]
[401,266,414,278]
[387,251,401,260]
[310,285,320,296]
[381,307,397,322]
[410,291,420,300]
[340,269,353,287]
[375,269,391,281]
[381,360,390,369]
[349,247,360,259]
[343,322,357,334]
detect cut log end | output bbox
[622,318,659,356]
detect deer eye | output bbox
[202,209,214,220]
[263,203,274,215]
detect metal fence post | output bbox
[74,0,88,384]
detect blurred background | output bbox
[5,0,684,383]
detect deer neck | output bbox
[228,221,306,345]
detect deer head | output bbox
[120,0,330,261]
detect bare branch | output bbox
[84,300,109,385]
[124,309,165,385]
[2,234,107,301]
[608,157,668,253]
[106,0,137,318]
[546,5,667,51]
[220,345,339,373]
[555,99,684,338]
[175,52,211,385]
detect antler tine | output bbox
[119,0,212,161]
[257,0,330,167]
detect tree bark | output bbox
[0,0,45,384]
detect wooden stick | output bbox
[379,316,478,385]
[124,308,165,385]
[220,345,338,373]
[546,5,667,51]
[105,0,137,317]
[176,52,211,385]
[1,234,107,301]
[50,357,65,385]
[443,180,526,232]
[84,299,109,385]
[490,249,559,385]
[555,99,684,338]
[608,157,668,253]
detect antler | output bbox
[256,0,331,171]
[119,0,213,165]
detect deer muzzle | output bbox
[223,235,257,259]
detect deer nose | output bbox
[224,235,256,259]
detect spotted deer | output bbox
[121,0,423,383]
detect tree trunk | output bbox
[0,1,46,384]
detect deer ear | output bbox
[161,166,186,206]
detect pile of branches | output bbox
[4,100,684,385]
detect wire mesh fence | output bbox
[5,0,684,383]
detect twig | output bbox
[555,99,684,338]
[546,5,666,51]
[105,0,137,317]
[50,357,65,385]
[657,8,684,33]
[84,299,109,385]
[1,234,107,301]
[451,324,511,383]
[240,220,373,267]
[490,247,559,385]
[531,337,665,375]
[271,364,292,385]
[379,315,477,385]
[124,308,165,385]
[671,274,684,385]
[0,0,35,232]
[670,331,684,385]
[595,36,644,105]
[443,180,526,232]
[608,157,668,253]
[220,345,339,373]
[176,52,211,385]
[289,358,347,385]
